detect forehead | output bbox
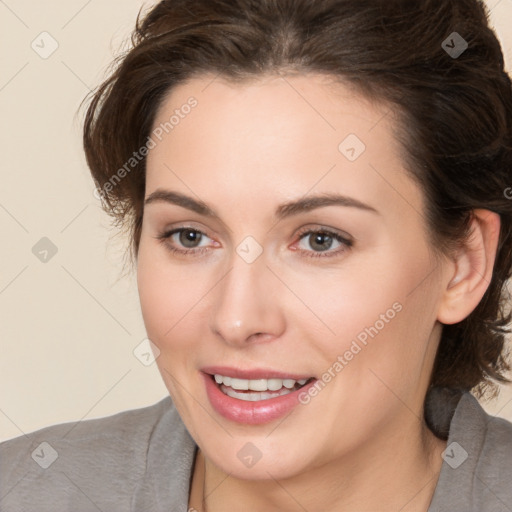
[150,72,395,151]
[145,72,423,224]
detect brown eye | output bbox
[178,229,203,248]
[306,232,335,252]
[156,227,213,257]
[295,228,353,259]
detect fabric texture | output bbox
[1,390,511,511]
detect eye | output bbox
[156,227,215,257]
[155,225,353,259]
[294,227,353,258]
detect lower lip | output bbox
[202,373,317,425]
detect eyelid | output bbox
[156,225,215,247]
[295,224,353,242]
[156,224,354,259]
[292,226,353,258]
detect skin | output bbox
[136,72,500,511]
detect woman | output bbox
[1,0,512,510]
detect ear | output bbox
[437,209,501,325]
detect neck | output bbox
[189,417,446,512]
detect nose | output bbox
[208,250,286,347]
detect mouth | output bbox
[201,367,318,424]
[212,374,314,402]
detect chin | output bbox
[207,446,310,481]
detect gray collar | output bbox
[132,397,197,512]
[428,392,489,511]
[133,392,494,512]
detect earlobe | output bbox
[437,209,500,325]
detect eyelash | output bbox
[155,226,353,259]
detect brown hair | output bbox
[82,0,512,398]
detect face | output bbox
[137,73,447,479]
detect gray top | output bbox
[0,391,511,511]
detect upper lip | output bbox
[201,366,315,381]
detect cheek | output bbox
[136,245,205,415]
[137,240,201,341]
[298,244,436,380]
[281,253,405,345]
[137,263,174,340]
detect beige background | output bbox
[1,0,512,442]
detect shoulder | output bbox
[0,395,174,465]
[458,391,512,473]
[465,393,512,511]
[474,400,512,495]
[0,396,189,512]
[429,391,512,512]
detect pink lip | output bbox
[201,365,314,380]
[201,371,317,425]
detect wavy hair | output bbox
[82,0,512,399]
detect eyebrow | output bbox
[144,189,380,221]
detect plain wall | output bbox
[1,0,512,442]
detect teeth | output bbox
[283,379,295,389]
[231,378,249,390]
[221,385,293,401]
[248,379,267,391]
[213,374,310,392]
[267,378,283,391]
